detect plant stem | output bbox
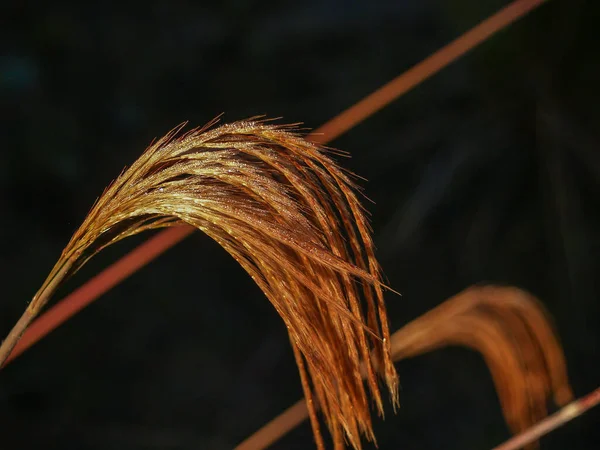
[491,387,600,450]
[0,256,75,367]
[0,309,36,368]
[234,400,308,450]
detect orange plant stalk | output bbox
[3,225,195,365]
[492,387,600,450]
[311,0,548,144]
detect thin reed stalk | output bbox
[492,387,600,450]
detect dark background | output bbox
[1,0,598,449]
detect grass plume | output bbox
[0,118,398,450]
[391,285,573,447]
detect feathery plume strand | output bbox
[0,118,398,450]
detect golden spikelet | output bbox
[390,285,573,447]
[15,118,399,450]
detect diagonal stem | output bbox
[1,226,195,367]
[234,400,308,450]
[310,0,548,144]
[235,387,600,450]
[491,387,600,450]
